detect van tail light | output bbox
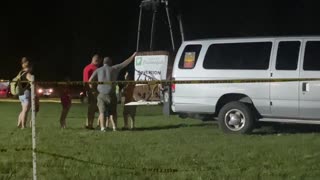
[171,78,176,93]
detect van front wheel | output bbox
[218,101,255,134]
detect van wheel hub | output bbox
[225,109,246,131]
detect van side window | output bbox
[304,41,320,71]
[203,42,272,70]
[178,45,202,69]
[276,41,300,70]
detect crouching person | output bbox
[123,72,137,130]
[29,94,40,127]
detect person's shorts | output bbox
[97,93,111,114]
[123,106,137,116]
[109,92,117,116]
[19,90,31,105]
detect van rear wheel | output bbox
[218,101,255,134]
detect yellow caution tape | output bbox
[1,78,320,85]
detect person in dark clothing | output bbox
[60,82,72,128]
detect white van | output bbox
[171,36,320,134]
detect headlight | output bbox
[38,89,43,93]
[49,89,53,93]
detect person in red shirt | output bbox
[83,54,101,129]
[83,58,99,82]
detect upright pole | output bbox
[177,15,185,42]
[149,8,157,51]
[30,75,37,180]
[136,4,143,51]
[164,0,175,51]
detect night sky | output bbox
[1,0,320,81]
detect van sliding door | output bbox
[270,41,301,118]
[299,41,320,119]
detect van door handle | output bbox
[302,82,310,92]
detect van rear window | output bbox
[178,45,202,69]
[203,42,272,70]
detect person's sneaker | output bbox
[112,128,117,132]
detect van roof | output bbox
[186,36,320,43]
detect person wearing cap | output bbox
[89,52,136,132]
[103,52,137,130]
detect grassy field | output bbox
[1,100,320,180]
